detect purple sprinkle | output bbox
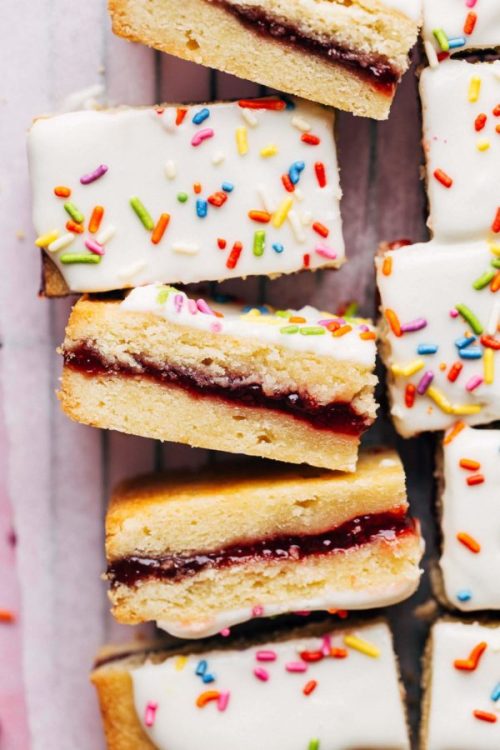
[417,370,434,395]
[401,318,427,333]
[174,293,184,313]
[358,324,370,332]
[80,164,108,185]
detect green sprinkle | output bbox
[491,258,500,269]
[433,28,449,51]
[280,325,299,334]
[299,326,326,336]
[456,303,483,335]
[130,196,154,230]
[473,269,496,290]
[60,253,101,264]
[177,192,189,203]
[253,230,266,257]
[308,741,320,750]
[275,310,289,318]
[64,202,84,224]
[156,287,171,304]
[344,302,359,318]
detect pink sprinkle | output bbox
[191,128,214,147]
[450,309,459,318]
[401,318,427,333]
[254,667,269,681]
[188,299,198,315]
[220,628,231,637]
[174,293,184,313]
[144,702,158,727]
[321,635,332,656]
[466,375,483,392]
[318,318,337,327]
[252,605,264,617]
[80,163,108,185]
[256,650,277,662]
[466,0,477,6]
[286,661,307,673]
[84,238,105,256]
[217,692,230,712]
[210,321,223,333]
[197,298,215,315]
[315,244,337,260]
[417,370,434,395]
[358,324,369,332]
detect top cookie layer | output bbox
[28,98,344,294]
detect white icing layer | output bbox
[376,240,500,436]
[155,575,422,639]
[121,285,377,366]
[29,99,344,293]
[423,0,500,54]
[131,622,410,750]
[426,621,500,749]
[420,60,500,244]
[440,425,500,611]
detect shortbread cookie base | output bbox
[109,0,415,119]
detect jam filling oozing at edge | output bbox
[64,343,372,436]
[212,1,400,93]
[108,510,416,587]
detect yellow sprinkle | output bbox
[468,76,481,103]
[484,348,494,385]
[260,144,278,158]
[427,386,453,414]
[451,402,483,416]
[236,127,248,156]
[272,197,294,228]
[391,359,425,377]
[175,656,188,671]
[344,634,380,658]
[489,243,500,257]
[35,229,59,247]
[477,139,490,152]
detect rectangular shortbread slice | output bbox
[91,620,411,749]
[29,98,344,295]
[423,1,500,58]
[109,0,421,120]
[59,286,378,471]
[105,448,423,638]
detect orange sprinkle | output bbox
[459,458,480,471]
[176,107,187,126]
[326,320,341,332]
[312,222,329,238]
[248,210,271,223]
[303,680,318,696]
[464,10,477,35]
[330,647,348,659]
[289,316,306,324]
[434,169,453,188]
[439,362,447,372]
[405,383,416,408]
[456,532,481,554]
[193,182,202,194]
[491,271,500,292]
[467,473,485,486]
[301,133,320,146]
[66,220,84,234]
[496,124,500,134]
[454,641,487,671]
[0,609,15,623]
[151,213,170,245]
[444,421,465,445]
[474,113,487,132]
[492,208,500,234]
[385,308,402,337]
[217,238,227,250]
[281,174,295,193]
[473,710,497,724]
[360,331,376,341]
[196,690,220,708]
[382,256,393,276]
[54,185,71,198]
[88,205,104,234]
[494,104,500,117]
[333,324,352,338]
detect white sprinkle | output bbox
[257,184,277,213]
[241,109,258,127]
[172,241,199,255]
[117,261,147,281]
[424,40,439,69]
[165,160,177,179]
[487,300,500,335]
[212,151,225,165]
[300,210,313,227]
[379,458,398,467]
[48,233,75,253]
[158,107,177,132]
[291,115,311,132]
[287,210,306,242]
[294,187,305,202]
[96,225,116,245]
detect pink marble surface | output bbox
[0,2,431,748]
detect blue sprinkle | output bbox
[491,682,500,702]
[221,181,234,193]
[192,107,210,125]
[456,589,472,603]
[196,659,208,676]
[283,98,295,110]
[455,335,476,350]
[196,199,208,218]
[417,344,439,355]
[459,347,482,360]
[202,673,215,684]
[448,36,466,49]
[288,161,305,185]
[272,242,284,254]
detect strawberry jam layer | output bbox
[108,510,416,586]
[214,1,400,94]
[64,343,372,436]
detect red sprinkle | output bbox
[480,335,500,350]
[300,650,324,663]
[491,207,500,233]
[467,473,485,486]
[238,98,286,111]
[54,185,71,198]
[226,241,243,270]
[0,609,16,623]
[301,133,320,146]
[282,174,295,193]
[208,191,228,207]
[312,222,329,238]
[303,680,318,696]
[493,104,500,117]
[314,162,327,188]
[405,383,416,408]
[473,710,497,724]
[437,51,450,62]
[303,253,310,268]
[464,11,477,35]
[66,220,84,234]
[447,361,463,382]
[217,238,227,250]
[434,169,453,188]
[474,113,487,131]
[176,108,188,126]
